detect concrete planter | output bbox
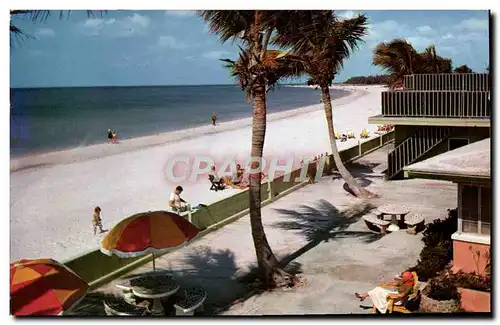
[419,286,460,313]
[458,288,490,312]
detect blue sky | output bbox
[10,10,490,88]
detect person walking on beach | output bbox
[92,206,105,235]
[169,186,190,213]
[107,129,113,143]
[211,112,217,126]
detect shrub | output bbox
[426,266,491,302]
[452,270,491,292]
[427,268,460,301]
[409,208,457,281]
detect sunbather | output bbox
[209,166,225,186]
[354,271,415,314]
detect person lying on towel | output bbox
[354,271,415,314]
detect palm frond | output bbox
[272,11,368,88]
[10,10,105,44]
[198,10,254,43]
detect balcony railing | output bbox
[381,90,491,118]
[404,73,490,91]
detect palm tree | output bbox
[454,64,474,73]
[419,45,452,73]
[372,39,419,88]
[274,11,376,198]
[199,10,298,288]
[373,40,453,86]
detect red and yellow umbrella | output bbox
[100,211,200,269]
[10,258,89,316]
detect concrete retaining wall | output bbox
[63,131,394,288]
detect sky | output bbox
[10,10,490,88]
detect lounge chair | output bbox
[383,272,421,314]
[208,174,225,191]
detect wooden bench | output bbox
[173,287,207,316]
[404,214,425,235]
[103,296,150,316]
[362,213,390,234]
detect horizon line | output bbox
[10,82,319,90]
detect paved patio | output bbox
[73,144,457,315]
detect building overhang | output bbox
[403,138,490,184]
[403,169,491,185]
[368,115,490,127]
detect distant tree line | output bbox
[343,74,392,85]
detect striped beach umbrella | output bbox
[10,258,89,316]
[100,211,200,270]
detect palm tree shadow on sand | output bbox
[272,199,385,266]
[68,201,382,316]
[68,247,303,316]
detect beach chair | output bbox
[386,272,421,314]
[208,175,224,191]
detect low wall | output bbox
[458,288,491,312]
[452,240,490,276]
[64,131,394,287]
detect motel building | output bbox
[369,73,491,312]
[404,138,491,312]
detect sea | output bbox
[10,85,349,157]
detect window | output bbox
[449,138,470,151]
[459,185,491,236]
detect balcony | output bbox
[381,90,491,118]
[404,73,490,91]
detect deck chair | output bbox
[208,174,225,191]
[384,272,421,314]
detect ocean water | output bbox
[10,85,349,157]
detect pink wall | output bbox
[458,288,491,312]
[452,240,490,276]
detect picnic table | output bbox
[377,204,410,232]
[130,274,180,316]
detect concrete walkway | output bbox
[80,145,457,315]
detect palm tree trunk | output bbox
[249,84,292,288]
[321,86,377,198]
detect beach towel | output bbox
[368,287,399,314]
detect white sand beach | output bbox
[10,85,386,262]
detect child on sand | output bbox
[92,206,104,235]
[112,130,118,144]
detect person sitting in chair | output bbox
[354,271,416,314]
[209,166,225,186]
[169,186,190,213]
